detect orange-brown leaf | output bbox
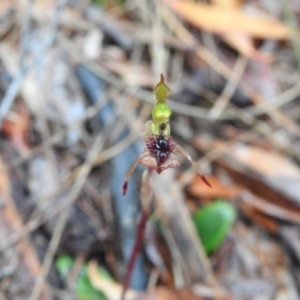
[230,145,300,177]
[222,33,274,63]
[188,175,240,200]
[1,101,31,155]
[211,0,243,9]
[166,0,290,40]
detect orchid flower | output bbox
[122,74,211,196]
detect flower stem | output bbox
[121,208,150,300]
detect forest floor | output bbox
[0,0,300,299]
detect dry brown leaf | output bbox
[230,144,300,178]
[166,0,290,39]
[226,144,300,205]
[211,0,243,9]
[0,157,12,202]
[187,175,240,200]
[240,191,300,224]
[211,0,274,62]
[0,156,51,299]
[152,287,208,300]
[1,101,31,156]
[194,137,300,178]
[222,33,274,62]
[240,201,278,233]
[192,137,300,209]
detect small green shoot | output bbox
[93,0,124,8]
[55,255,112,300]
[193,200,236,254]
[56,255,73,279]
[94,0,107,7]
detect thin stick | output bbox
[159,5,300,139]
[0,0,67,127]
[58,32,300,159]
[29,210,69,300]
[208,55,248,119]
[0,92,149,253]
[28,90,126,299]
[28,129,107,300]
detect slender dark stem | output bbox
[121,208,150,300]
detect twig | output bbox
[159,223,185,288]
[83,54,300,160]
[0,0,67,127]
[57,33,235,120]
[65,31,300,162]
[0,90,149,253]
[208,55,248,119]
[28,127,109,300]
[19,0,35,65]
[149,0,168,78]
[1,91,110,172]
[153,170,214,284]
[177,126,262,188]
[159,5,300,139]
[240,191,300,225]
[282,0,300,69]
[29,210,69,300]
[248,80,300,115]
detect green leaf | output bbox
[94,0,124,8]
[76,265,108,300]
[193,200,236,254]
[55,255,74,280]
[55,255,113,300]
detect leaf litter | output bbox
[0,0,300,299]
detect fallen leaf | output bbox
[240,191,300,226]
[1,100,31,156]
[240,201,278,233]
[192,137,300,214]
[0,156,12,201]
[230,144,300,177]
[211,0,242,9]
[212,0,274,62]
[222,33,274,63]
[188,175,240,200]
[166,0,291,39]
[165,0,292,61]
[0,156,51,299]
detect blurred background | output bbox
[0,0,300,299]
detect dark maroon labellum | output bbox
[146,134,175,168]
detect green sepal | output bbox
[153,74,171,103]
